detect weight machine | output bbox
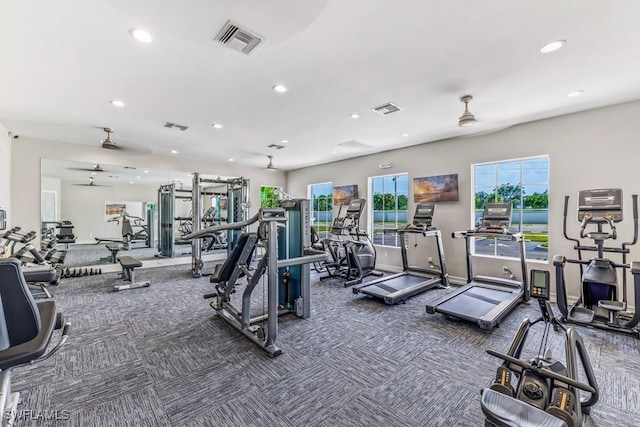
[183,199,326,356]
[157,173,250,277]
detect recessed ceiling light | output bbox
[109,100,125,108]
[350,113,360,119]
[91,172,97,175]
[129,181,134,184]
[171,150,178,154]
[212,123,223,129]
[566,90,584,98]
[280,139,289,144]
[331,150,337,154]
[402,133,410,137]
[144,170,149,173]
[130,28,153,43]
[228,158,235,162]
[272,84,288,93]
[136,176,141,179]
[540,39,566,54]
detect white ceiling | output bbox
[2,0,640,171]
[42,159,233,188]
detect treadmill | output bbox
[425,202,529,329]
[352,203,450,304]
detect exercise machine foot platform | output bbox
[426,202,529,329]
[114,256,150,291]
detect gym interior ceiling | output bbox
[1,1,640,170]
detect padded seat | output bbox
[481,388,568,427]
[114,256,148,292]
[0,258,58,369]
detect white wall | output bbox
[0,124,10,229]
[287,99,640,305]
[59,180,158,244]
[10,136,286,249]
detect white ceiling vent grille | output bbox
[372,102,403,115]
[215,20,264,55]
[164,122,189,131]
[267,144,285,150]
[338,140,373,150]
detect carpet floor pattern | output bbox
[12,264,640,426]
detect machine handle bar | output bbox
[486,349,596,394]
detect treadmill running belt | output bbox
[438,286,516,320]
[373,283,399,293]
[465,290,502,305]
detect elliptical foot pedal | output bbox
[568,306,595,323]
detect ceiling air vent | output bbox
[338,140,374,150]
[267,144,285,150]
[164,122,189,131]
[372,102,403,115]
[215,20,264,55]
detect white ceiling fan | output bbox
[71,176,110,187]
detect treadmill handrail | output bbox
[182,211,261,240]
[454,230,524,241]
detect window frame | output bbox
[471,155,549,262]
[308,182,333,239]
[368,172,409,248]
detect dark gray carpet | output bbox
[12,265,640,426]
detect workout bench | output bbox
[105,243,121,263]
[114,256,150,292]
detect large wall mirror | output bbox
[41,159,237,268]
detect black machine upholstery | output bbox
[211,233,253,284]
[0,258,57,368]
[55,221,76,244]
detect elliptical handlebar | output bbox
[622,194,639,251]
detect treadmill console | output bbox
[530,269,550,300]
[412,203,435,228]
[480,203,512,230]
[577,188,623,223]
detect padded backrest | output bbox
[0,258,41,347]
[122,217,134,237]
[217,233,254,282]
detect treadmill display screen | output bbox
[481,203,512,229]
[413,203,435,227]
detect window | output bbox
[260,186,282,208]
[371,173,409,247]
[473,156,549,261]
[309,182,333,239]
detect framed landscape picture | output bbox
[413,173,459,202]
[333,184,359,206]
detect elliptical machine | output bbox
[554,188,640,337]
[319,199,382,286]
[481,270,599,427]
